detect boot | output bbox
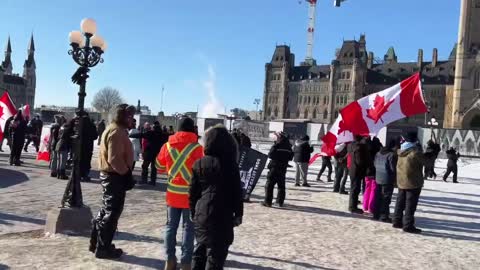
[50,172,58,178]
[181,264,191,270]
[164,259,177,270]
[95,246,123,259]
[58,170,69,180]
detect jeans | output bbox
[264,169,286,206]
[57,150,68,172]
[141,159,157,183]
[165,207,195,264]
[393,188,422,229]
[348,176,362,211]
[333,165,348,192]
[373,184,394,220]
[317,160,332,181]
[295,162,309,185]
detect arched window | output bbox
[313,108,317,119]
[336,96,339,104]
[335,110,339,118]
[323,109,328,119]
[323,96,327,105]
[304,108,309,119]
[308,96,311,104]
[267,107,271,116]
[340,96,344,104]
[274,107,279,117]
[346,72,351,79]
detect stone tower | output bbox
[446,0,480,128]
[263,46,294,120]
[23,34,36,107]
[2,37,13,74]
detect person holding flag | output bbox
[0,91,17,152]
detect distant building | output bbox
[0,35,36,109]
[263,1,480,129]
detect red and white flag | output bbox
[37,126,51,162]
[0,91,18,141]
[321,73,427,155]
[21,104,31,120]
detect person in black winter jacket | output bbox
[443,147,460,183]
[9,111,27,166]
[189,125,243,269]
[96,120,106,146]
[129,121,167,185]
[49,115,64,177]
[262,132,294,207]
[348,135,368,214]
[55,121,73,179]
[293,135,314,187]
[80,115,99,181]
[373,139,399,222]
[424,140,441,179]
[333,144,349,194]
[239,132,252,148]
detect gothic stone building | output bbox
[0,35,36,110]
[263,0,480,129]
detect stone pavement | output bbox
[0,150,168,236]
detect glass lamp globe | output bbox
[80,18,97,35]
[90,35,104,48]
[69,31,83,45]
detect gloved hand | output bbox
[233,216,242,227]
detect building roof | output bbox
[367,60,455,85]
[3,74,25,85]
[289,65,330,81]
[5,36,11,53]
[28,34,35,52]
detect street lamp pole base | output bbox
[45,206,93,236]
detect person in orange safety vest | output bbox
[156,117,203,270]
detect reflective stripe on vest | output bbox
[166,142,200,194]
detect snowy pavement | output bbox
[0,143,479,269]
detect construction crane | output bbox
[300,0,347,66]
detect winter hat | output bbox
[302,135,310,141]
[404,131,418,143]
[178,117,195,133]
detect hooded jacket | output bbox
[189,126,243,245]
[374,147,397,185]
[267,137,293,173]
[293,139,314,163]
[157,131,204,209]
[348,139,368,179]
[396,144,425,189]
[446,148,460,168]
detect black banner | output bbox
[238,146,268,201]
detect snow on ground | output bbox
[0,142,479,269]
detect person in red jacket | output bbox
[157,117,203,270]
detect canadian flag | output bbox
[37,126,51,162]
[21,104,31,120]
[0,91,18,141]
[322,73,427,155]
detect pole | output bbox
[160,85,164,112]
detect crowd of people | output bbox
[0,106,465,268]
[88,104,244,270]
[260,130,461,235]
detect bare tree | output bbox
[92,87,124,120]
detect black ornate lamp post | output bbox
[61,18,107,207]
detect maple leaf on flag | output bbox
[366,95,395,124]
[337,119,349,135]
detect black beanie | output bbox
[404,131,418,143]
[178,117,195,133]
